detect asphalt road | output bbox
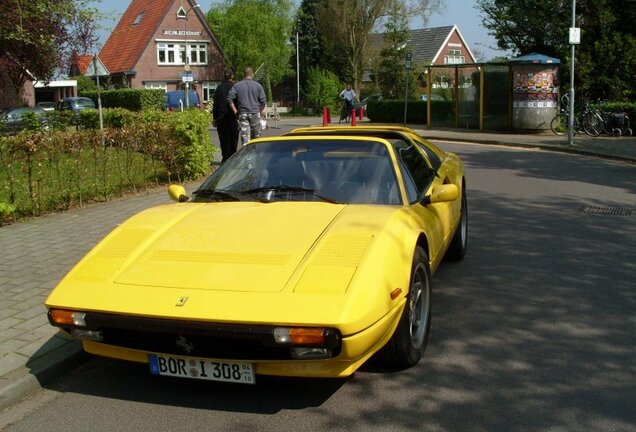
[2,142,635,432]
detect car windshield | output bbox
[195,139,401,205]
[72,99,95,108]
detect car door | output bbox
[392,139,448,266]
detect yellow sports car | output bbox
[46,126,467,384]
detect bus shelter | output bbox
[422,53,560,131]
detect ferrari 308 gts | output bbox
[46,126,467,384]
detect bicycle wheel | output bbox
[583,112,602,136]
[550,113,569,136]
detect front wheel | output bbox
[550,113,568,136]
[376,246,431,370]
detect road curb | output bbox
[0,340,87,411]
[423,134,636,164]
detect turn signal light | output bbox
[49,309,87,327]
[274,327,326,345]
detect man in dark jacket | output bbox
[213,70,239,163]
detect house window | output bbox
[145,82,167,91]
[177,7,186,18]
[444,49,465,65]
[157,42,208,66]
[202,81,219,103]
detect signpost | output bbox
[404,52,412,126]
[85,55,109,146]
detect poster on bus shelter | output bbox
[513,67,559,108]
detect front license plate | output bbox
[149,354,255,384]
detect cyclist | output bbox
[339,84,358,122]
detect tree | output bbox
[207,0,294,101]
[293,0,328,89]
[304,67,341,111]
[0,0,101,105]
[476,0,636,100]
[315,0,445,96]
[316,0,390,93]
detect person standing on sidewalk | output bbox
[213,69,239,163]
[227,66,267,146]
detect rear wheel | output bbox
[376,246,431,369]
[583,113,602,136]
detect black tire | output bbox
[583,113,602,137]
[376,246,431,370]
[445,186,467,261]
[550,113,568,136]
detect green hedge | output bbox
[593,101,636,119]
[0,109,213,221]
[366,100,454,124]
[81,88,165,111]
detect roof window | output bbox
[133,11,145,26]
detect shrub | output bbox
[0,109,215,219]
[366,99,428,124]
[305,67,342,113]
[81,89,165,111]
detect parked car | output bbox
[0,107,50,135]
[165,90,200,110]
[358,94,383,111]
[37,101,57,112]
[46,126,467,384]
[57,97,96,112]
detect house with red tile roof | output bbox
[70,54,94,77]
[99,0,228,105]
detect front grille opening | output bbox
[579,206,632,216]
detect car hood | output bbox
[47,201,404,330]
[113,202,345,293]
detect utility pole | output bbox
[568,0,579,145]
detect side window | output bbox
[414,139,442,171]
[393,140,435,203]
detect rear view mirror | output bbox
[168,185,189,202]
[421,184,458,205]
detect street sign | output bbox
[569,27,581,44]
[405,52,412,70]
[181,71,195,82]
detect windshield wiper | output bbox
[194,188,271,203]
[192,189,243,201]
[241,185,339,204]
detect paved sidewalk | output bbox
[1,117,635,411]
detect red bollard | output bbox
[322,107,328,126]
[359,106,364,120]
[351,109,357,126]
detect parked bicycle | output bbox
[550,95,586,136]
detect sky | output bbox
[90,0,509,61]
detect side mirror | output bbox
[421,184,459,205]
[168,184,189,202]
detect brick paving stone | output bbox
[13,314,48,331]
[0,339,29,357]
[0,352,28,376]
[15,326,56,343]
[0,318,21,332]
[13,305,46,321]
[0,328,21,344]
[7,296,45,312]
